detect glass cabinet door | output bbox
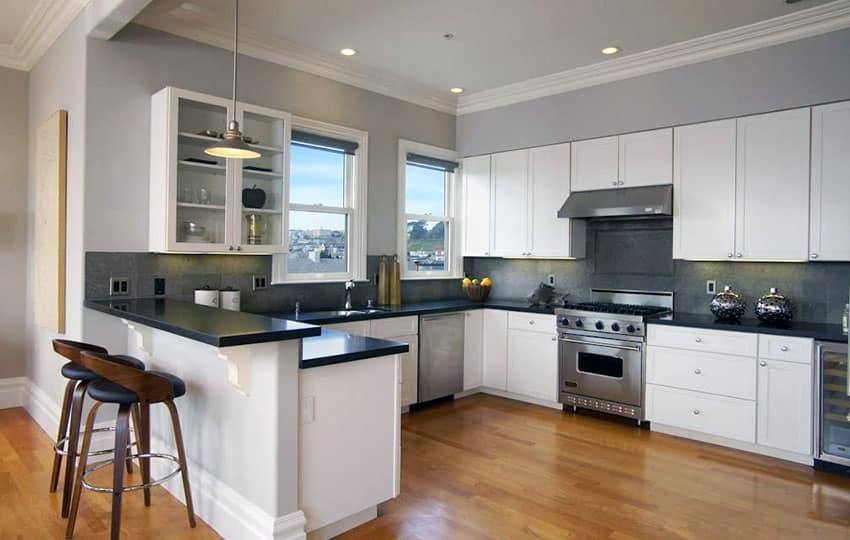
[234,105,289,252]
[174,97,233,249]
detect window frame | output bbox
[271,117,368,284]
[397,139,462,280]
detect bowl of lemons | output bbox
[462,276,492,302]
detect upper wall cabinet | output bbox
[462,155,492,257]
[810,101,850,261]
[735,108,810,261]
[149,87,291,253]
[674,109,811,261]
[463,145,585,259]
[571,128,672,192]
[673,119,737,260]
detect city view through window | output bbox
[405,164,448,272]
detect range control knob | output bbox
[626,324,636,333]
[575,319,583,328]
[595,321,604,330]
[611,322,620,332]
[558,317,570,326]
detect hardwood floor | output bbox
[0,407,219,540]
[342,394,850,540]
[4,395,850,539]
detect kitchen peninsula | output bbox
[85,298,409,540]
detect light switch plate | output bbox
[547,274,555,286]
[252,275,268,291]
[706,280,717,295]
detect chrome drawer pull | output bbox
[759,361,767,367]
[693,409,700,415]
[780,345,789,352]
[694,337,702,343]
[694,368,701,375]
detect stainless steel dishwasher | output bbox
[418,312,465,402]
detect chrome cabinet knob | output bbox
[618,180,624,186]
[529,320,535,325]
[228,245,234,251]
[612,180,618,186]
[694,368,702,375]
[693,409,700,415]
[759,361,767,367]
[811,253,818,259]
[551,336,557,342]
[727,252,733,258]
[736,253,743,258]
[780,345,789,352]
[694,337,702,343]
[236,246,242,251]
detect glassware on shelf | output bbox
[245,213,267,245]
[180,187,195,203]
[198,188,212,205]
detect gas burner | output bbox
[562,302,671,316]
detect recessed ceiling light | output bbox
[450,87,465,94]
[601,46,620,55]
[340,48,358,56]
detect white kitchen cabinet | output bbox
[462,155,492,257]
[399,335,419,407]
[481,309,508,390]
[673,120,737,260]
[506,321,558,402]
[463,310,484,390]
[325,321,371,336]
[646,384,756,444]
[528,144,586,258]
[150,86,291,253]
[810,101,850,261]
[618,128,673,188]
[757,358,812,455]
[570,136,619,191]
[490,149,529,256]
[735,108,810,261]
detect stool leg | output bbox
[165,400,196,528]
[61,381,89,518]
[126,405,141,476]
[50,379,77,493]
[132,403,151,506]
[109,403,132,540]
[66,401,101,540]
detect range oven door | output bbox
[559,334,643,407]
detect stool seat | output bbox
[60,355,145,382]
[88,371,186,404]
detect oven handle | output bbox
[558,337,642,353]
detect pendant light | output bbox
[205,0,260,160]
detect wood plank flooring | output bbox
[4,394,850,539]
[0,407,220,539]
[342,394,850,540]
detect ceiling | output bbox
[0,0,90,71]
[131,0,850,113]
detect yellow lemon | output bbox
[462,277,472,286]
[481,277,492,287]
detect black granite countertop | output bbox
[648,312,847,343]
[85,298,321,347]
[262,298,557,324]
[301,329,410,369]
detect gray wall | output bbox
[84,24,456,255]
[465,220,850,325]
[457,28,850,156]
[0,66,29,379]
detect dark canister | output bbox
[710,285,745,321]
[755,287,793,322]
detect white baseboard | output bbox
[0,377,26,409]
[307,506,376,540]
[474,387,564,411]
[651,422,814,466]
[149,435,306,540]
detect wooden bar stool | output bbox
[50,340,145,518]
[66,351,196,540]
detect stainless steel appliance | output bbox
[556,289,673,422]
[816,341,850,467]
[418,313,465,403]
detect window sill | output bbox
[401,274,462,281]
[270,277,370,286]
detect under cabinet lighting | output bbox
[340,48,358,56]
[601,46,621,55]
[450,87,465,94]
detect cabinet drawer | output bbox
[647,325,757,357]
[646,384,756,443]
[507,312,555,334]
[325,321,370,336]
[646,346,756,400]
[758,335,813,365]
[370,316,418,339]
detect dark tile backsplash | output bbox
[463,219,850,325]
[87,219,850,324]
[85,253,465,314]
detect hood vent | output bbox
[558,185,673,219]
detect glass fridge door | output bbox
[820,343,850,464]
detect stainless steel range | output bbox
[556,289,673,423]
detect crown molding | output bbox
[0,0,91,71]
[457,0,850,115]
[134,16,457,115]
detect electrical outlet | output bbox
[109,277,130,296]
[706,280,717,295]
[154,277,166,296]
[301,395,315,424]
[547,274,555,286]
[253,275,268,291]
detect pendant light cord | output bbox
[231,0,239,119]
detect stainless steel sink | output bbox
[303,307,389,318]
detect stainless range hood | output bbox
[557,185,673,219]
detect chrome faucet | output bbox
[344,280,355,310]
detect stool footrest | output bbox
[54,426,137,458]
[80,453,182,493]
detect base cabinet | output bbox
[463,310,484,390]
[399,335,419,407]
[482,310,508,390]
[756,359,812,455]
[507,329,558,402]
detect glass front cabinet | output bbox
[149,87,290,253]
